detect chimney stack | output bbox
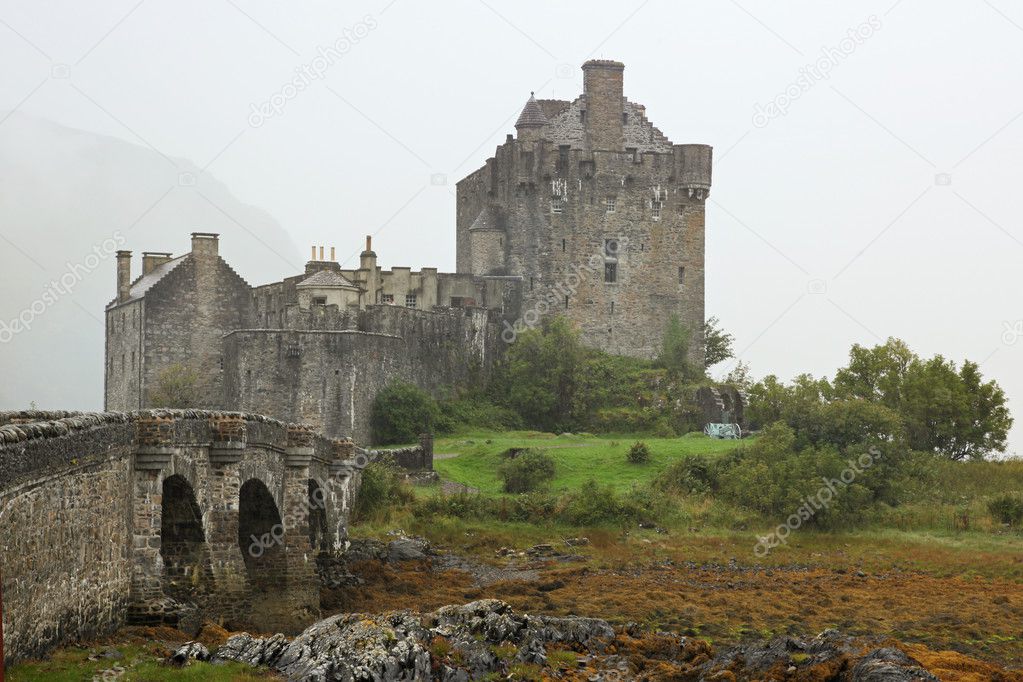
[581,59,625,151]
[142,251,173,275]
[190,232,219,258]
[116,250,132,303]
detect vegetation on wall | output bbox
[146,364,202,408]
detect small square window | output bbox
[605,197,616,214]
[678,266,686,284]
[651,200,662,221]
[311,296,327,305]
[550,197,563,214]
[604,263,617,283]
[405,294,418,309]
[382,294,394,304]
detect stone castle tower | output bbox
[456,59,712,362]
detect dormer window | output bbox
[312,296,327,305]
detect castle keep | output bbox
[457,59,712,361]
[104,59,711,441]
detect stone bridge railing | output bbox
[0,409,395,666]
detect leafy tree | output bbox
[370,382,439,445]
[722,360,753,390]
[147,364,202,408]
[703,316,735,368]
[492,317,589,432]
[833,338,914,408]
[656,315,701,381]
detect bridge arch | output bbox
[238,477,288,590]
[160,474,213,600]
[307,477,330,555]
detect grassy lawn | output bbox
[432,430,743,494]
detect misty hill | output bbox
[0,112,301,411]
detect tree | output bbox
[147,364,202,408]
[370,382,439,445]
[492,317,589,432]
[833,337,914,408]
[703,316,735,368]
[900,357,1011,460]
[656,315,701,381]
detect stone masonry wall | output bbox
[0,410,362,665]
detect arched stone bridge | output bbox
[0,410,416,664]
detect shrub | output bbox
[656,454,718,495]
[561,480,632,526]
[437,397,523,433]
[371,382,439,445]
[352,459,414,523]
[627,441,651,464]
[498,449,556,493]
[988,494,1023,527]
[147,364,202,408]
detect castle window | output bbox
[678,266,686,284]
[405,293,417,309]
[550,197,563,214]
[604,239,619,258]
[131,351,135,369]
[450,296,464,308]
[604,263,617,283]
[580,109,586,122]
[564,295,569,309]
[529,277,534,291]
[605,197,616,214]
[622,112,628,124]
[610,301,615,315]
[677,203,685,216]
[561,239,566,252]
[651,200,662,221]
[382,294,394,304]
[312,296,327,305]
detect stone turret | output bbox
[514,92,547,144]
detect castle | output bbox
[104,60,712,442]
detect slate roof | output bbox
[514,92,548,128]
[296,269,358,288]
[123,254,188,304]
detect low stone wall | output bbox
[357,433,434,471]
[0,409,362,666]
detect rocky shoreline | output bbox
[171,598,952,681]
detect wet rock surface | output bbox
[203,599,954,681]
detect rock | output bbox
[386,537,429,562]
[851,648,940,681]
[564,537,589,546]
[169,641,210,666]
[526,543,555,558]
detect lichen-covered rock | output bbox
[168,641,210,665]
[851,647,941,681]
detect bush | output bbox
[627,441,651,464]
[371,382,439,445]
[437,397,523,433]
[656,454,718,495]
[988,494,1023,527]
[147,364,202,408]
[498,449,556,493]
[352,459,414,523]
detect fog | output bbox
[0,0,1020,454]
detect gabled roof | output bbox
[515,92,548,128]
[122,254,188,305]
[469,205,505,231]
[296,269,358,289]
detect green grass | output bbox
[7,643,275,681]
[433,430,742,495]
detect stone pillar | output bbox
[419,432,434,471]
[205,416,250,626]
[128,416,174,625]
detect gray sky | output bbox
[1,0,1021,454]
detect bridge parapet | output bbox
[0,409,370,666]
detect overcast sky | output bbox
[1,0,1021,454]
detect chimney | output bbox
[360,235,378,306]
[142,251,173,275]
[581,59,625,151]
[330,246,335,261]
[190,232,219,258]
[116,250,132,303]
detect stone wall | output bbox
[0,410,364,666]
